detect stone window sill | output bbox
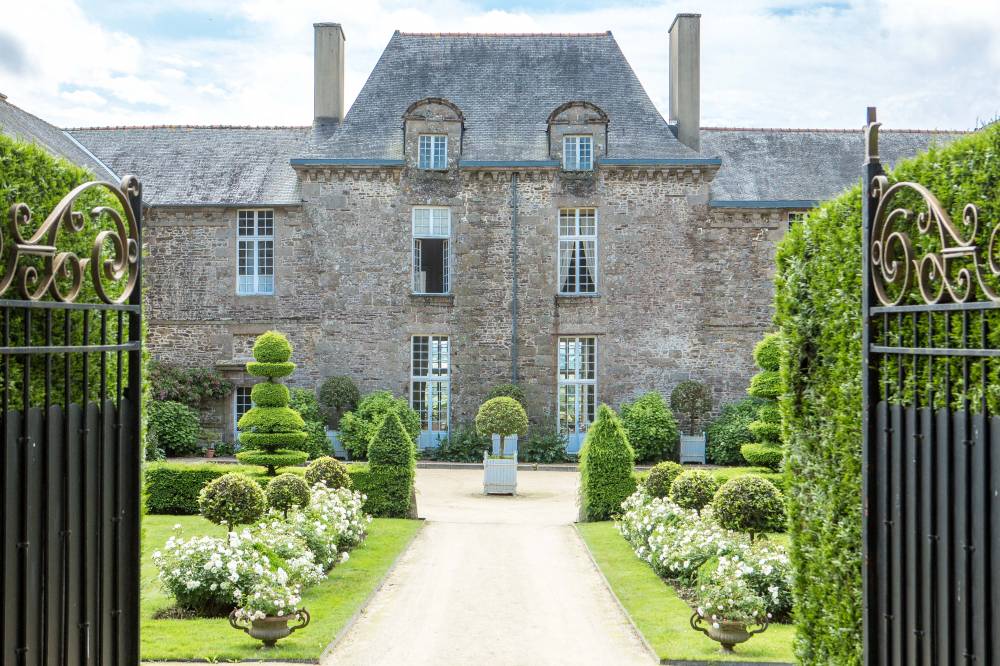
[410,293,455,305]
[555,293,601,303]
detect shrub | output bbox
[148,361,234,407]
[487,382,526,404]
[475,397,529,457]
[669,470,718,513]
[318,376,360,429]
[620,391,680,463]
[740,442,784,470]
[705,398,766,465]
[712,476,785,537]
[579,404,636,521]
[298,420,331,459]
[645,461,683,499]
[696,544,794,621]
[198,473,266,526]
[266,473,311,516]
[305,456,353,489]
[148,400,201,457]
[289,387,322,422]
[429,423,490,462]
[520,428,571,463]
[366,411,416,518]
[339,391,420,460]
[669,380,712,435]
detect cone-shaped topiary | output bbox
[742,333,785,471]
[475,396,529,457]
[366,411,416,517]
[236,331,309,475]
[579,404,636,521]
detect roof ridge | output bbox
[65,124,310,131]
[397,31,611,37]
[701,126,971,134]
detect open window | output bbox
[412,207,450,294]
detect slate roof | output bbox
[701,127,966,204]
[0,95,118,181]
[69,126,310,206]
[302,31,698,161]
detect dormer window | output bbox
[563,135,593,171]
[419,134,448,170]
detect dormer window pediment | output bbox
[548,101,608,171]
[403,97,464,171]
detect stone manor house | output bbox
[0,14,961,451]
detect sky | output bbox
[0,0,997,131]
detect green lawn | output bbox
[141,514,421,662]
[576,521,795,663]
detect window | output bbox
[558,337,596,436]
[418,134,448,169]
[237,210,274,295]
[558,208,597,294]
[412,207,450,294]
[233,386,253,443]
[411,336,450,438]
[563,135,593,170]
[787,211,807,223]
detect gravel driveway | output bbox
[324,468,654,666]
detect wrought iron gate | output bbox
[1,176,142,664]
[862,108,998,664]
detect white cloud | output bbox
[0,0,996,130]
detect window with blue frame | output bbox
[558,336,596,437]
[411,335,450,440]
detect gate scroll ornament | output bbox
[4,174,140,304]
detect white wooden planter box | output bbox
[483,452,518,495]
[680,433,707,464]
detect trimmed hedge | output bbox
[579,404,636,521]
[620,391,680,463]
[705,397,766,465]
[366,411,416,518]
[774,124,1000,663]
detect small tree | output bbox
[669,380,712,435]
[741,333,784,471]
[620,391,680,463]
[579,404,636,521]
[198,473,266,526]
[475,397,529,457]
[235,331,309,475]
[712,476,785,539]
[367,412,417,518]
[266,473,311,518]
[318,375,361,429]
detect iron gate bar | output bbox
[869,346,1000,357]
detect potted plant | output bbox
[689,577,769,653]
[229,575,310,648]
[670,380,711,464]
[476,397,528,495]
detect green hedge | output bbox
[144,461,371,515]
[774,124,1000,664]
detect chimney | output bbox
[668,13,700,151]
[314,23,346,123]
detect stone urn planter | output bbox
[229,609,310,648]
[690,611,767,653]
[483,451,517,495]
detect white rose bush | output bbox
[617,488,793,624]
[154,482,371,617]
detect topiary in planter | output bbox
[621,391,680,463]
[367,412,416,517]
[198,473,266,526]
[148,400,201,457]
[266,473,311,517]
[669,380,712,436]
[305,456,353,489]
[339,391,420,460]
[712,476,786,538]
[579,404,636,521]
[475,396,529,457]
[669,469,719,513]
[645,460,684,499]
[235,331,309,475]
[741,333,785,471]
[318,375,361,429]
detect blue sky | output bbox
[1,0,997,130]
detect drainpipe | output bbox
[511,173,519,383]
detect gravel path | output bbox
[324,468,654,666]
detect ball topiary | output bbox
[487,382,526,405]
[712,476,786,537]
[475,396,529,457]
[305,456,353,489]
[266,473,311,516]
[252,330,293,363]
[669,470,719,513]
[645,461,684,499]
[753,333,782,372]
[579,404,636,521]
[318,376,361,429]
[198,473,266,526]
[669,380,712,435]
[148,400,201,457]
[339,391,421,460]
[620,391,680,463]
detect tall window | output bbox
[558,337,596,436]
[563,135,593,170]
[413,207,450,294]
[233,386,253,442]
[418,134,448,169]
[237,210,274,295]
[559,208,597,294]
[411,336,450,438]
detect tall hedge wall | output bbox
[774,124,999,664]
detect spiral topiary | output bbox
[198,473,266,526]
[645,460,684,499]
[741,333,785,470]
[305,456,353,489]
[266,473,311,517]
[235,331,309,475]
[669,469,719,513]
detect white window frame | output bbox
[557,336,597,436]
[418,134,448,170]
[237,209,274,295]
[233,386,253,443]
[411,335,451,443]
[558,207,598,295]
[412,207,451,294]
[563,134,593,171]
